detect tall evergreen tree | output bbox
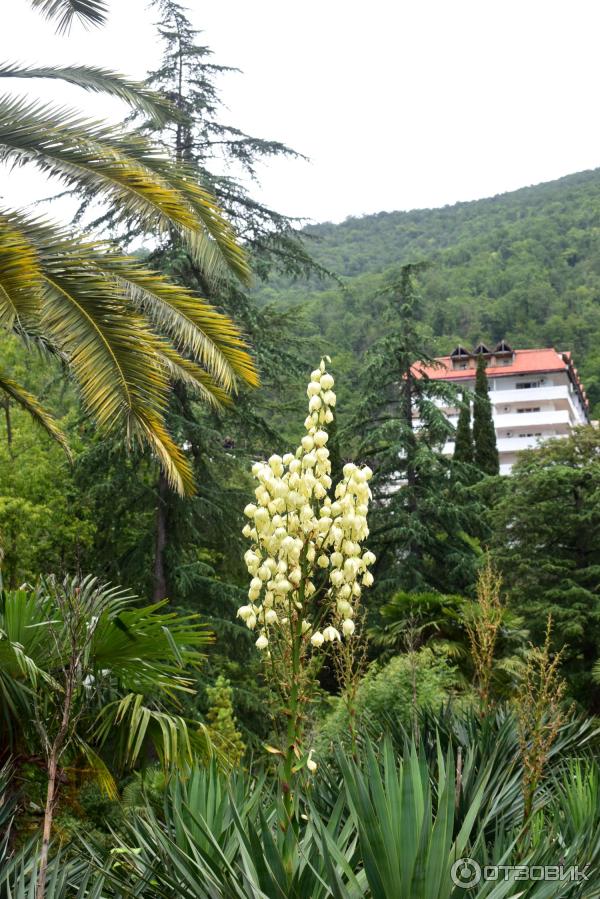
[73,0,320,604]
[73,1,318,627]
[473,354,499,475]
[352,265,483,597]
[453,392,474,464]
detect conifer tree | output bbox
[352,265,483,595]
[473,354,499,475]
[453,392,474,464]
[75,0,319,605]
[206,675,246,767]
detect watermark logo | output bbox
[451,858,591,888]
[451,858,481,889]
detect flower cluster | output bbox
[238,360,375,654]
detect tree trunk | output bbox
[153,469,169,602]
[36,753,58,899]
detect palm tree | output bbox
[0,1,258,497]
[0,574,214,896]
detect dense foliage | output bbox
[489,427,600,708]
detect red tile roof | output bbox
[414,348,570,381]
[413,347,588,408]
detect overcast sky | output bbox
[3,0,600,224]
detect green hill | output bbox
[258,168,600,417]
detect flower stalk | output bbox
[237,359,374,851]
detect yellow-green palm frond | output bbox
[0,64,177,125]
[72,735,118,799]
[0,212,255,494]
[131,409,196,496]
[0,367,71,458]
[100,256,259,391]
[16,213,257,390]
[94,695,218,770]
[0,213,44,327]
[166,169,252,287]
[29,0,108,33]
[157,342,232,409]
[0,37,258,494]
[0,95,249,285]
[38,262,194,494]
[13,219,257,391]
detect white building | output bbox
[415,342,590,474]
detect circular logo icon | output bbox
[451,857,482,889]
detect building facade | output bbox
[415,342,589,474]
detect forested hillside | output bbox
[259,168,600,417]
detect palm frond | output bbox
[131,411,196,495]
[36,254,197,492]
[94,693,198,769]
[0,63,176,124]
[0,212,44,327]
[72,735,118,799]
[109,260,258,391]
[0,95,249,284]
[0,211,254,495]
[29,0,108,33]
[157,342,231,408]
[0,367,71,458]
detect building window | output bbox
[516,381,541,389]
[517,407,541,414]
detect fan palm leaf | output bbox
[0,577,215,770]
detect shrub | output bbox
[318,647,462,750]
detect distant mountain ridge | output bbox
[257,168,600,415]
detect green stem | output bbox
[280,546,308,875]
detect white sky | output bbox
[3,0,600,224]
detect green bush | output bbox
[317,647,463,750]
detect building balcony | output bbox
[496,435,546,453]
[443,431,569,460]
[493,409,572,430]
[490,385,587,421]
[490,385,570,405]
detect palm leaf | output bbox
[0,368,71,458]
[0,95,249,284]
[157,343,231,408]
[29,0,108,33]
[94,693,203,769]
[0,63,176,124]
[71,735,118,800]
[0,212,44,327]
[37,255,196,493]
[0,44,257,493]
[0,211,255,494]
[110,259,259,391]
